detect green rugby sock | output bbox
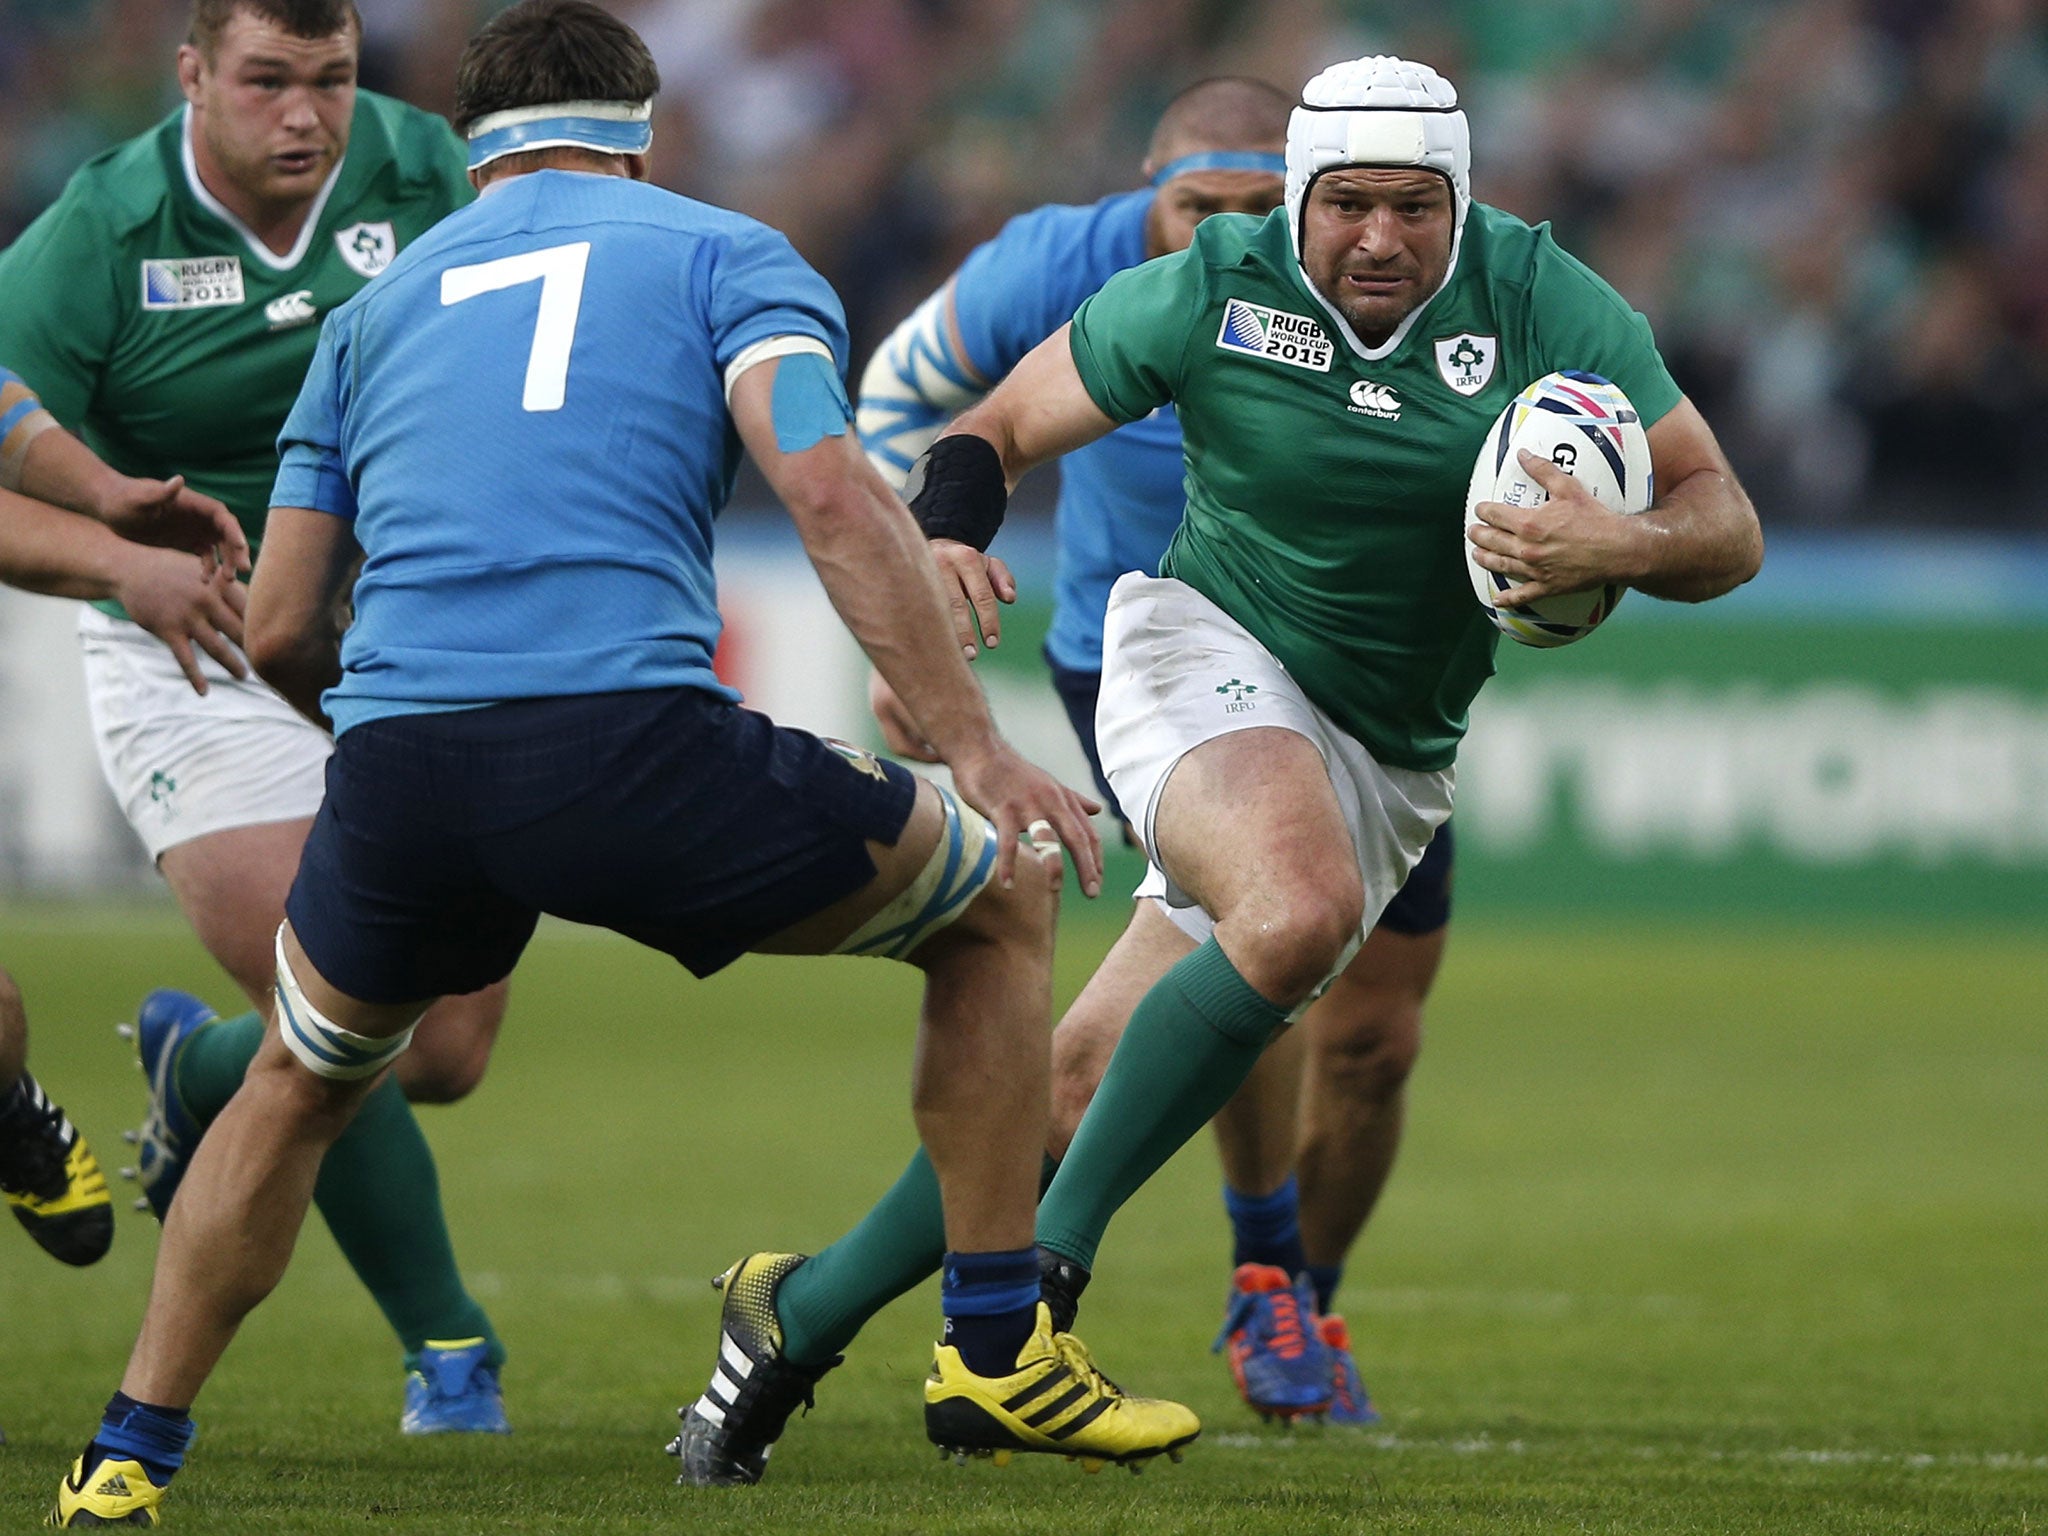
[169,1009,265,1122]
[1036,938,1288,1272]
[776,1149,1063,1366]
[777,1147,945,1366]
[172,1010,503,1371]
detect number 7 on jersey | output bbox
[440,241,591,412]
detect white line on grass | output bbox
[1208,1432,2048,1472]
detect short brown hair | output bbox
[1150,77,1292,162]
[453,0,661,138]
[189,0,361,59]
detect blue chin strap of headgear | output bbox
[466,98,654,171]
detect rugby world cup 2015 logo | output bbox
[1216,298,1333,373]
[140,256,244,310]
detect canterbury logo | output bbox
[1347,380,1402,419]
[265,289,317,329]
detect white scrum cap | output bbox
[1284,55,1471,259]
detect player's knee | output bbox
[1049,1014,1115,1148]
[393,1039,488,1104]
[1230,883,1364,1006]
[393,991,503,1103]
[1313,1002,1422,1107]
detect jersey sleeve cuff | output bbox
[722,334,835,405]
[1065,322,1145,426]
[272,445,358,520]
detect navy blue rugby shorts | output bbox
[1050,656,1453,936]
[286,687,918,1005]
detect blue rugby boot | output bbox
[1316,1314,1380,1426]
[115,989,217,1220]
[1211,1264,1334,1423]
[402,1339,510,1435]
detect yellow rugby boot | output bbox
[1,1075,113,1266]
[48,1451,167,1527]
[924,1303,1199,1473]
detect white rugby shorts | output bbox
[1097,573,1453,968]
[78,607,333,860]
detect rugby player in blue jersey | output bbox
[856,78,1448,1426]
[51,3,1198,1523]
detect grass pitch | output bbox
[1,894,2042,1533]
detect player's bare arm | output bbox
[730,357,1104,895]
[918,325,1121,653]
[0,486,247,693]
[1469,395,1762,607]
[245,503,360,729]
[5,401,249,570]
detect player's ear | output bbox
[623,152,650,183]
[467,167,485,194]
[176,43,206,105]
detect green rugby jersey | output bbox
[1068,203,1682,772]
[0,92,471,578]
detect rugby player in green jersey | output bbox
[0,368,245,1285]
[0,0,513,1433]
[675,53,1761,1482]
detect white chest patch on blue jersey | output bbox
[1215,297,1332,373]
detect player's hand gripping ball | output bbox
[1464,371,1653,647]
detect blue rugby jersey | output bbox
[273,170,848,735]
[947,190,1187,674]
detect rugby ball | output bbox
[1464,371,1653,648]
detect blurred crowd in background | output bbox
[1,0,2044,529]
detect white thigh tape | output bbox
[273,928,419,1080]
[836,785,999,960]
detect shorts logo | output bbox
[1433,332,1497,396]
[335,221,396,279]
[265,289,318,330]
[148,769,178,820]
[1347,379,1402,420]
[822,737,889,782]
[140,257,244,310]
[1216,298,1332,373]
[1215,676,1260,714]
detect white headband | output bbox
[466,98,654,171]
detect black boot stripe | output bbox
[1022,1381,1092,1428]
[1047,1394,1114,1439]
[999,1365,1071,1412]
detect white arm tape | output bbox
[722,334,835,406]
[274,927,421,1081]
[855,284,986,491]
[0,407,57,492]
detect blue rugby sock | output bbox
[93,1391,194,1486]
[1224,1174,1306,1276]
[940,1247,1039,1377]
[1304,1262,1344,1316]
